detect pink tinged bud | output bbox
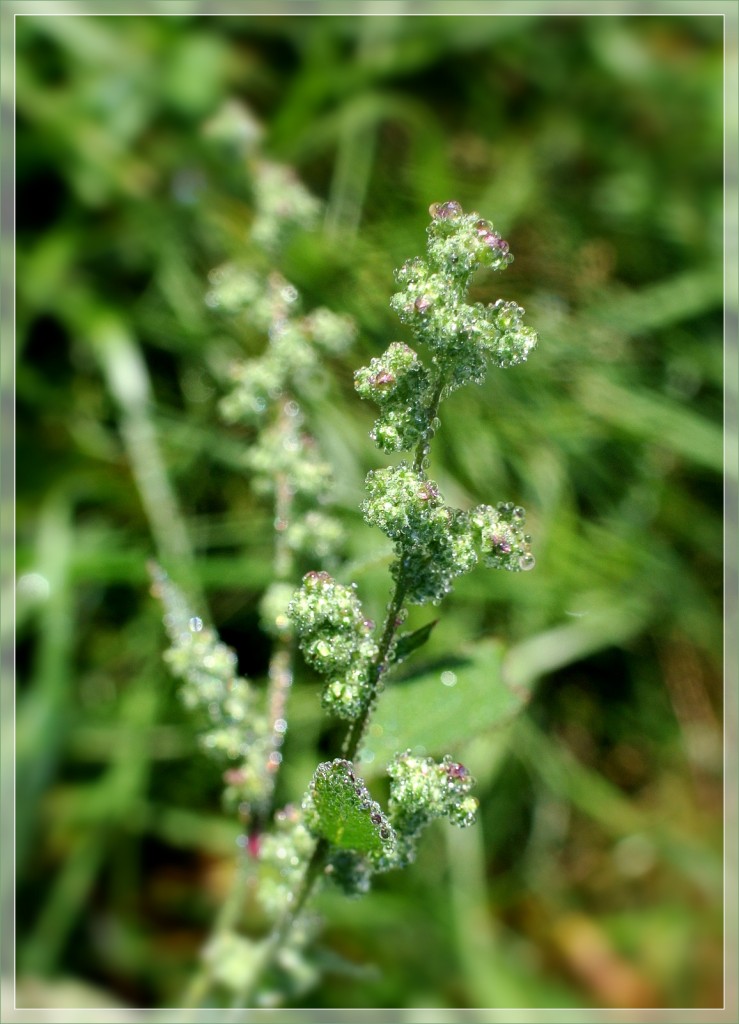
[417,483,439,502]
[370,371,396,388]
[482,232,509,254]
[490,534,511,554]
[446,762,468,779]
[429,200,463,220]
[414,296,432,313]
[247,831,261,858]
[305,570,332,583]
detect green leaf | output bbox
[304,759,396,855]
[361,640,530,774]
[391,619,438,665]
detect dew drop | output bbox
[519,553,536,571]
[17,572,50,602]
[440,671,457,687]
[189,616,204,633]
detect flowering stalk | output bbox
[267,199,538,980]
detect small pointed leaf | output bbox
[303,759,396,856]
[392,619,438,665]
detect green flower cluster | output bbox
[149,564,272,813]
[470,501,537,571]
[388,200,537,394]
[218,271,356,427]
[250,159,322,254]
[288,572,379,719]
[385,751,478,868]
[362,465,534,604]
[244,410,333,500]
[352,202,538,605]
[354,342,430,453]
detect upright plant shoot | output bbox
[285,200,537,906]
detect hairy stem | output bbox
[412,372,446,476]
[341,580,406,761]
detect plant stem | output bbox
[341,579,406,761]
[413,373,446,475]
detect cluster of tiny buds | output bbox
[388,751,479,832]
[288,572,379,719]
[355,342,430,453]
[380,199,536,393]
[429,201,509,255]
[217,270,356,428]
[362,466,533,604]
[149,564,275,813]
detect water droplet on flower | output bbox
[429,200,463,220]
[519,553,536,571]
[189,616,203,632]
[274,718,288,734]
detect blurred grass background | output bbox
[12,9,730,1012]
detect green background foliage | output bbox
[13,9,725,1011]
